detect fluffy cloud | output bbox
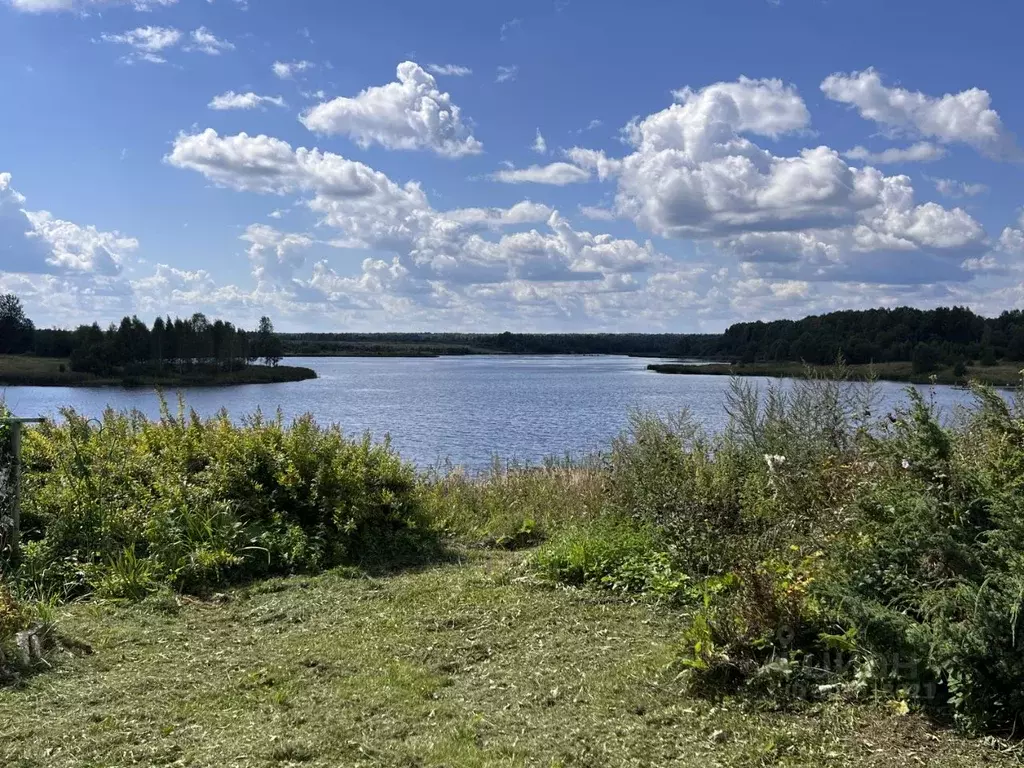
[612,77,881,237]
[8,0,176,10]
[186,27,234,55]
[299,62,482,157]
[101,26,233,63]
[426,64,472,77]
[532,129,547,155]
[240,224,314,286]
[931,178,989,198]
[843,142,946,165]
[563,148,622,180]
[998,213,1024,256]
[100,26,181,63]
[165,130,679,322]
[821,68,1021,160]
[209,92,287,110]
[445,201,555,228]
[553,74,990,294]
[496,65,518,83]
[490,163,591,185]
[0,172,138,276]
[272,60,313,79]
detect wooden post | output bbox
[2,417,44,567]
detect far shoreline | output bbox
[0,356,318,389]
[648,361,1024,388]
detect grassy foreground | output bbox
[648,360,1024,386]
[1,549,1016,768]
[5,378,1024,764]
[0,355,317,387]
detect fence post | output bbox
[2,417,44,568]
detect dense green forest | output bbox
[0,293,291,381]
[279,331,718,358]
[9,291,1024,376]
[282,306,1024,373]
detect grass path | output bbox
[1,551,1017,767]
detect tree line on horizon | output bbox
[7,293,1024,372]
[0,293,284,376]
[279,306,1024,371]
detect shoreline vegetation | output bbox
[648,360,1024,387]
[275,305,1024,388]
[0,293,315,388]
[0,355,317,388]
[3,378,1024,765]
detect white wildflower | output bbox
[901,459,911,470]
[764,454,787,472]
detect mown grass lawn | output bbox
[1,550,1018,768]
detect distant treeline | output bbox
[281,306,1024,371]
[10,293,1024,375]
[280,332,719,358]
[717,306,1024,370]
[1,293,284,376]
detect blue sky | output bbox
[1,0,1022,332]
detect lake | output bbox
[0,355,985,471]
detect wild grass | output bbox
[419,456,605,548]
[1,550,1019,768]
[531,369,1024,734]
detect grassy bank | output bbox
[2,550,1016,768]
[648,360,1024,386]
[5,377,1024,762]
[0,355,317,387]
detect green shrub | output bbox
[666,383,1024,733]
[531,515,688,600]
[18,399,434,597]
[820,387,1024,731]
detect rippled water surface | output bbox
[0,356,985,470]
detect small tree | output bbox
[0,294,35,354]
[254,316,283,367]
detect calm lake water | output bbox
[0,356,987,470]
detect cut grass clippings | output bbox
[1,550,1017,768]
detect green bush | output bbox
[819,387,1024,731]
[18,399,434,597]
[663,384,1024,732]
[531,515,688,600]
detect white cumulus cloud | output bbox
[821,68,1021,160]
[209,91,287,110]
[491,163,591,185]
[0,172,138,276]
[300,62,482,158]
[843,142,946,164]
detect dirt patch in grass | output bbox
[0,551,1017,767]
